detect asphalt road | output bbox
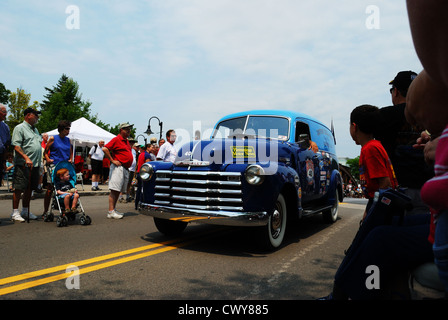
[0,195,366,302]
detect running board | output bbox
[302,205,333,217]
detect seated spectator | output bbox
[55,168,80,215]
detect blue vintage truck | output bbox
[138,110,343,249]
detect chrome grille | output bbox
[154,170,243,211]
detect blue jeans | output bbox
[433,211,448,293]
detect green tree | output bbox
[38,74,94,133]
[346,156,360,181]
[6,87,39,133]
[37,74,136,138]
[0,82,11,104]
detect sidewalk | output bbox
[0,182,110,200]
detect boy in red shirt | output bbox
[350,105,398,219]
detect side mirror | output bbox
[298,134,310,149]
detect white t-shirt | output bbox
[89,144,104,161]
[157,142,177,163]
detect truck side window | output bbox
[295,122,311,143]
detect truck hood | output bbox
[175,138,285,172]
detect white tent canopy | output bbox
[45,117,116,148]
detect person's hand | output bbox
[412,130,431,149]
[423,136,440,166]
[25,158,33,168]
[413,131,439,165]
[112,160,122,166]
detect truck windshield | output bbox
[213,116,289,140]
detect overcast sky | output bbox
[0,0,422,158]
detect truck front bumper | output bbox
[139,203,269,227]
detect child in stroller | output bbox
[43,161,91,227]
[55,168,80,215]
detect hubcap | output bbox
[271,208,282,239]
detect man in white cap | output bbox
[102,122,134,219]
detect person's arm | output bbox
[14,145,33,167]
[156,144,165,161]
[102,147,121,166]
[44,136,54,164]
[6,162,14,171]
[69,145,73,163]
[376,176,392,190]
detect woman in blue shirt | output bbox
[43,120,73,217]
[45,120,72,165]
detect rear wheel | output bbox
[154,218,188,236]
[261,193,287,250]
[323,190,339,223]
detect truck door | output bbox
[294,120,323,201]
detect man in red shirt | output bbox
[102,122,134,219]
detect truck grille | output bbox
[154,170,243,211]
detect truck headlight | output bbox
[245,165,265,185]
[139,163,154,181]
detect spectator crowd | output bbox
[0,108,177,222]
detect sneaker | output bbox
[11,212,25,222]
[21,210,38,220]
[107,210,123,219]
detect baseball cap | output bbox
[23,107,41,116]
[118,122,133,130]
[389,71,417,91]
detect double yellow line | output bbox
[0,229,223,296]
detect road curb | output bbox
[0,188,110,200]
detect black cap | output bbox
[23,107,41,116]
[389,71,417,91]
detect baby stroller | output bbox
[43,161,92,227]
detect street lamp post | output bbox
[145,116,163,141]
[135,134,147,146]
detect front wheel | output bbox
[154,218,188,236]
[261,193,287,250]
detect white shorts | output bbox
[108,164,130,193]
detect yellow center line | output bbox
[0,239,196,296]
[0,241,167,286]
[0,227,227,296]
